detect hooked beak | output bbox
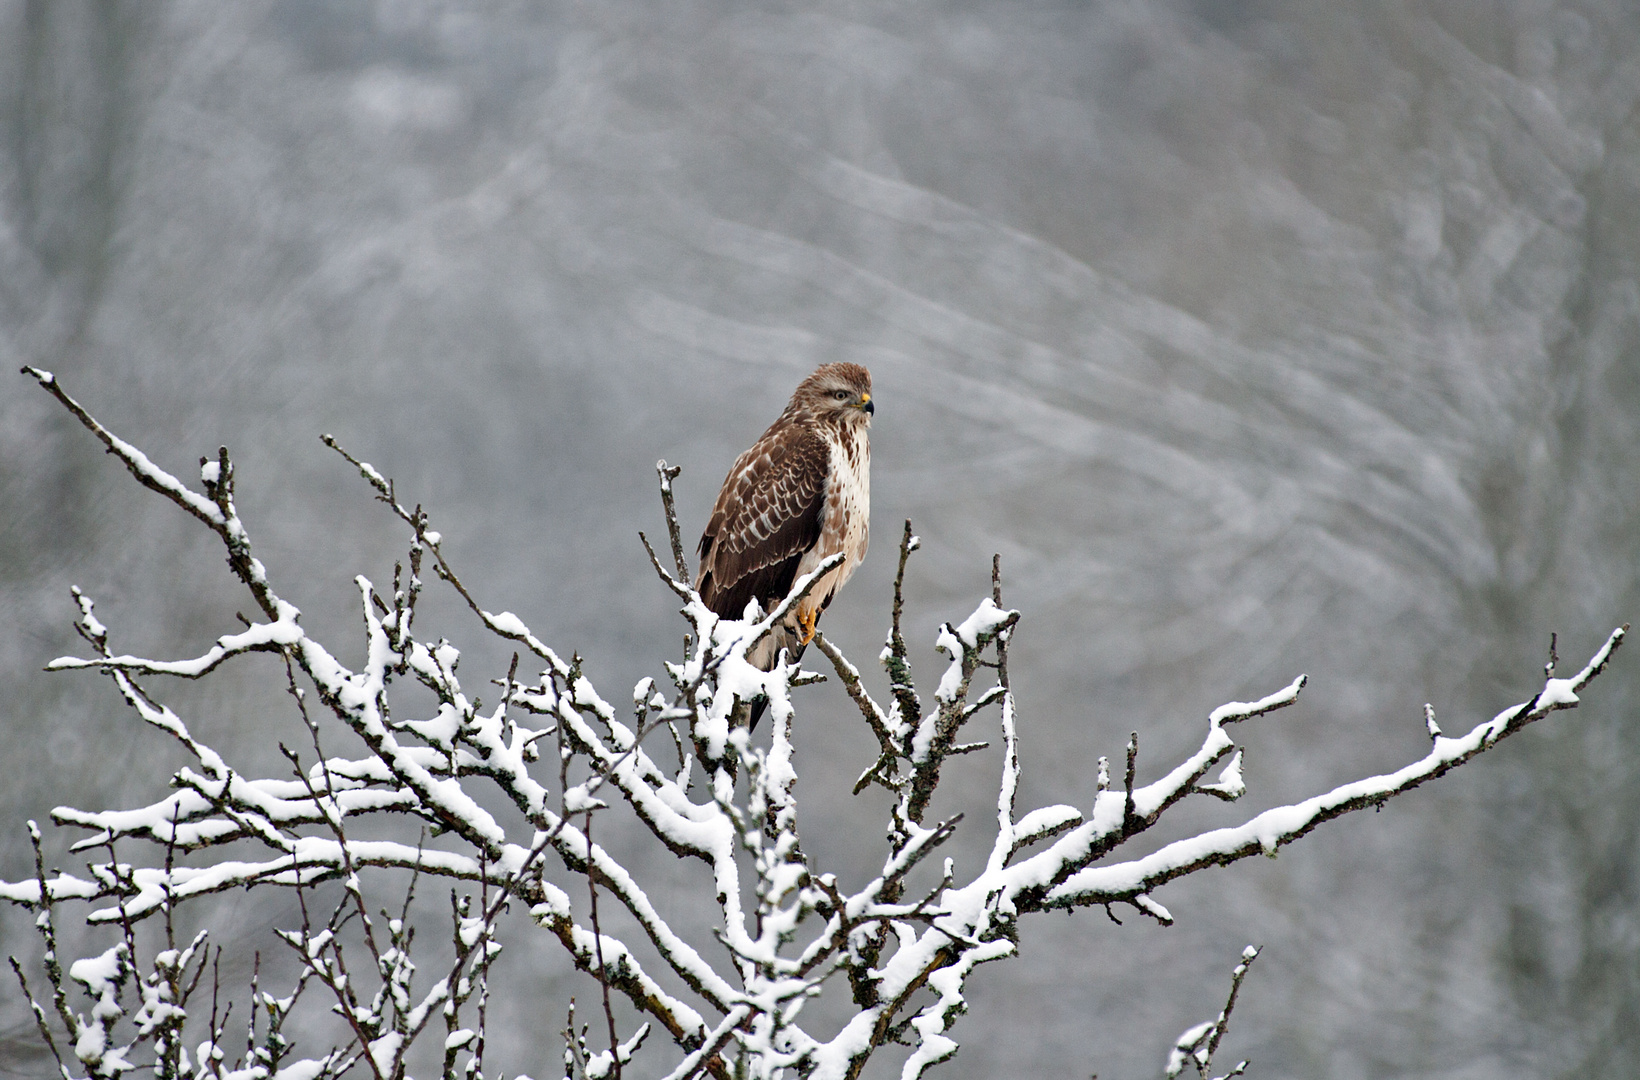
[860,392,874,415]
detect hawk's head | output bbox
[791,362,873,426]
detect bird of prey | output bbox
[696,363,873,729]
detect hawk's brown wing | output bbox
[696,421,828,623]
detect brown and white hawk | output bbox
[696,363,873,728]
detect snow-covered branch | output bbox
[1165,946,1260,1080]
[6,370,1626,1079]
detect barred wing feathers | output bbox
[696,422,829,624]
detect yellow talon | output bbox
[798,607,819,646]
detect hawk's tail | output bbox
[748,641,807,732]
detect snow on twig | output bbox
[1165,946,1259,1080]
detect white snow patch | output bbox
[563,784,608,814]
[952,597,1013,647]
[1133,893,1173,924]
[1198,750,1245,799]
[933,626,964,703]
[69,945,125,996]
[1165,1020,1214,1078]
[1537,677,1579,709]
[484,610,531,638]
[1208,674,1306,726]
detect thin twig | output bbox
[991,554,1010,691]
[656,460,691,582]
[8,959,69,1078]
[1122,733,1138,834]
[885,521,922,736]
[1202,947,1259,1075]
[586,810,622,1080]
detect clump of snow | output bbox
[1198,749,1245,799]
[952,597,1013,648]
[1165,1021,1215,1079]
[484,610,531,638]
[1208,673,1306,726]
[406,703,461,747]
[1133,893,1173,925]
[933,625,965,703]
[1537,677,1579,709]
[563,784,608,814]
[68,944,126,998]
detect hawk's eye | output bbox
[833,389,850,401]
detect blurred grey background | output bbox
[2,1,1638,1077]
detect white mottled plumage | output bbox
[794,419,869,631]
